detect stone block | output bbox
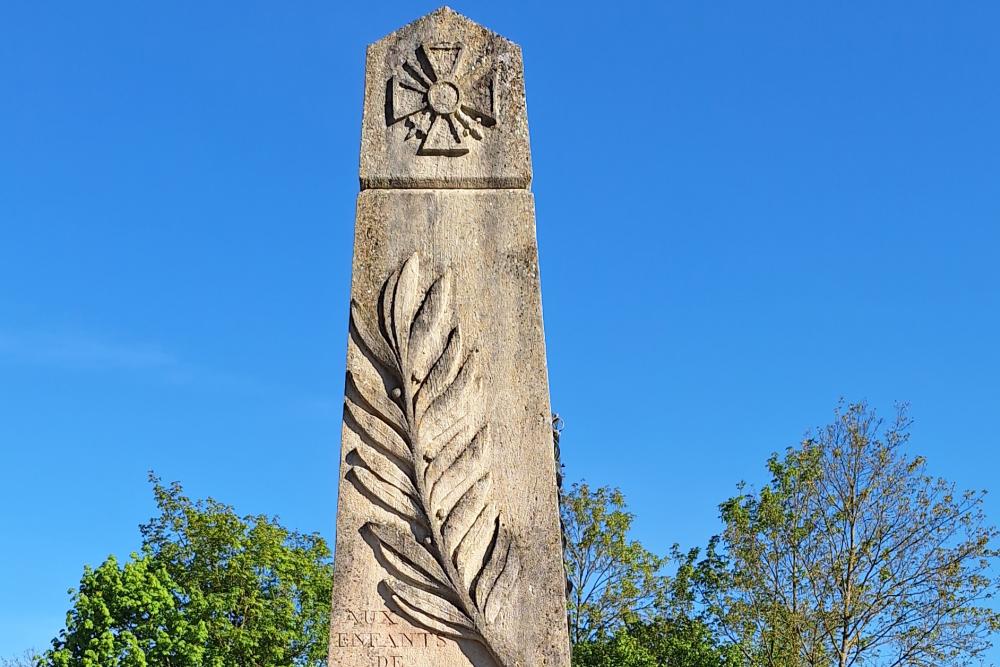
[359,8,532,189]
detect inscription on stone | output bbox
[332,609,451,666]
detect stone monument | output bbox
[328,8,571,666]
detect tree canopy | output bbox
[40,475,332,667]
[702,402,1000,667]
[562,482,668,644]
[563,483,734,666]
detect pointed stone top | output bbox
[359,8,531,190]
[374,6,509,44]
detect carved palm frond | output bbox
[344,252,521,667]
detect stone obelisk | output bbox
[328,8,570,666]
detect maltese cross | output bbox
[387,42,498,157]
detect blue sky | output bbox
[2,0,999,658]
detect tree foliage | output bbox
[573,618,739,667]
[563,482,668,644]
[703,402,1000,667]
[41,475,333,667]
[563,482,736,666]
[43,555,206,667]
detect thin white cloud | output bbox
[0,329,256,390]
[0,330,178,372]
[0,328,341,411]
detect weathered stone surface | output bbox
[329,191,569,666]
[329,8,569,667]
[359,7,531,189]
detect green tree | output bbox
[573,618,739,667]
[41,475,333,667]
[703,402,1000,667]
[572,628,658,667]
[564,483,735,666]
[44,555,206,667]
[563,482,668,645]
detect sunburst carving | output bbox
[387,42,498,157]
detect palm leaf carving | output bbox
[345,252,522,667]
